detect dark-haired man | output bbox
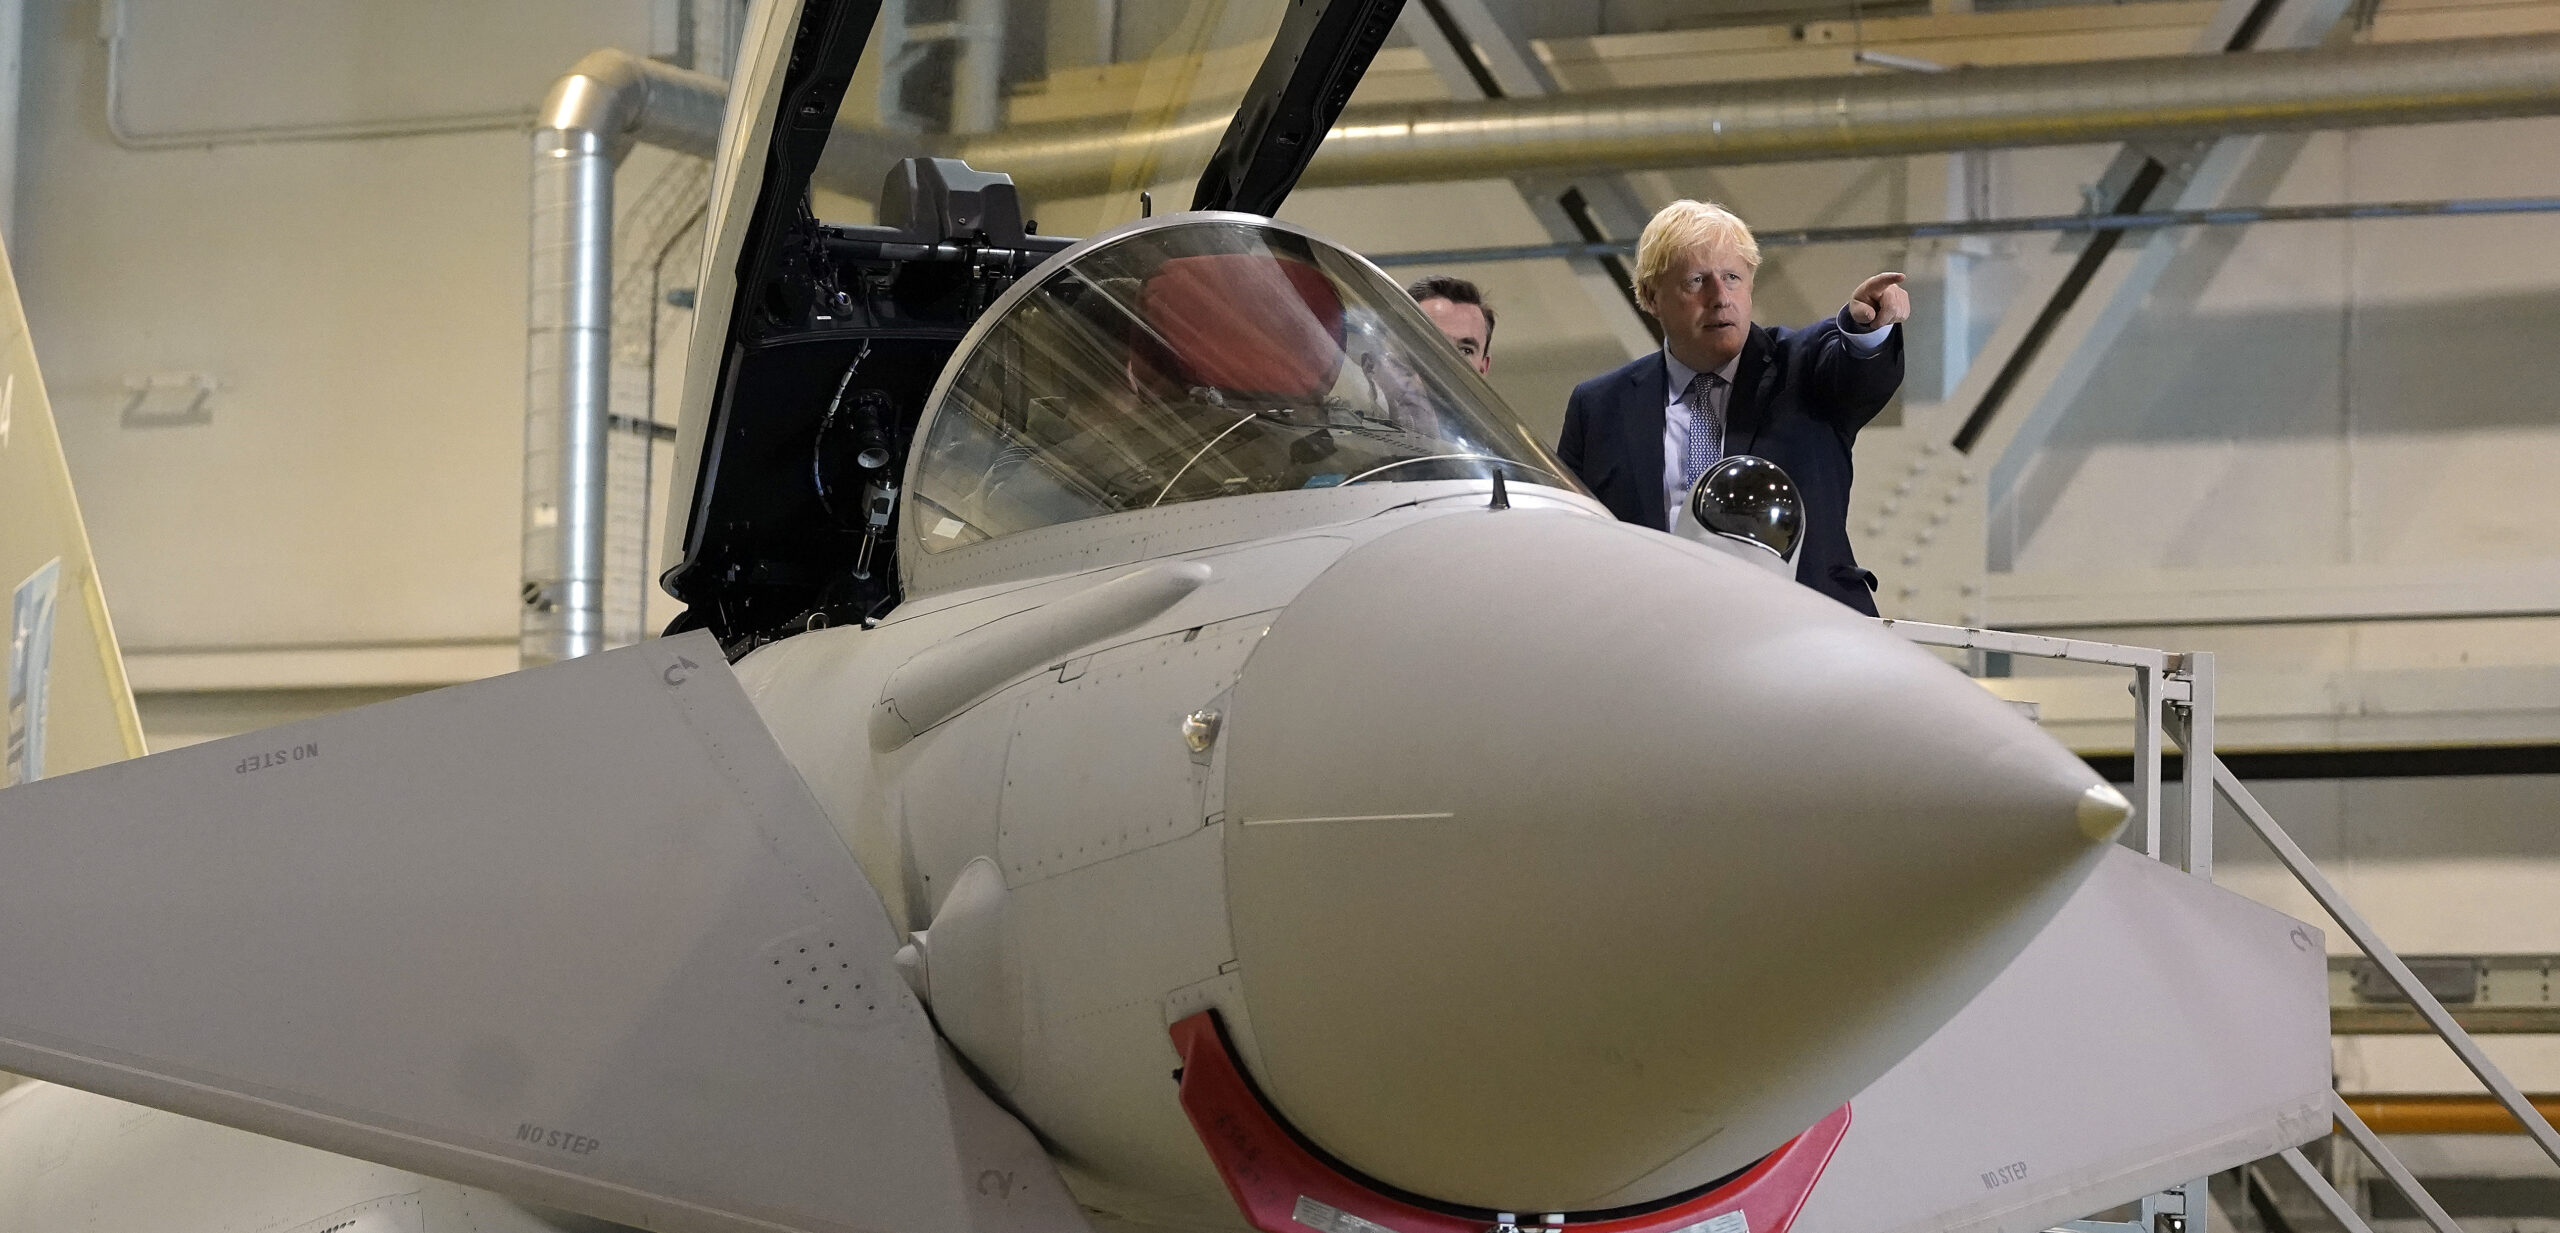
[1405,275,1495,375]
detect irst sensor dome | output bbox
[1682,454,1804,573]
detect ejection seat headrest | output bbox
[1138,253,1347,401]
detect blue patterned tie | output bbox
[1680,371,1727,495]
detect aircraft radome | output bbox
[0,2,2332,1232]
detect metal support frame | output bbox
[1940,148,1993,399]
[875,0,1007,135]
[0,0,20,246]
[2278,1147,2377,1233]
[1364,195,2560,269]
[1397,0,1657,361]
[2219,765,2560,1170]
[1858,0,2354,628]
[1964,0,2359,498]
[1883,617,2560,1231]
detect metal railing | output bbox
[1882,618,2560,1233]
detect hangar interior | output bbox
[4,0,2558,1227]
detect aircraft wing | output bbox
[0,632,1087,1233]
[1793,846,2334,1232]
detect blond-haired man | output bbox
[1557,200,1907,614]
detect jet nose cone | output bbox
[2080,781,2134,841]
[1220,510,2121,1213]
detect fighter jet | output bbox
[0,2,2331,1232]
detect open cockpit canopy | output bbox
[817,1,1297,234]
[907,215,1574,561]
[667,0,1416,648]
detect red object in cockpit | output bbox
[1141,253,1347,399]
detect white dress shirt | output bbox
[1658,318,1895,530]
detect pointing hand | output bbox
[1846,272,1910,329]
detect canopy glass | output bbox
[908,216,1578,554]
[819,0,1291,234]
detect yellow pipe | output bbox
[2344,1094,2560,1135]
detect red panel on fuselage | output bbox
[1169,1012,1849,1233]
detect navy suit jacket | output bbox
[1557,312,1902,615]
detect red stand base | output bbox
[1169,1013,1848,1233]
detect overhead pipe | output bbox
[960,33,2560,198]
[544,32,2560,229]
[522,50,726,666]
[535,32,2560,304]
[1365,195,2560,265]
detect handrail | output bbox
[1880,617,2556,1229]
[2218,767,2560,1167]
[2279,1148,2377,1233]
[2330,1095,2462,1233]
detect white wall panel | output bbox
[102,0,657,145]
[1997,117,2560,576]
[17,0,672,658]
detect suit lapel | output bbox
[1624,352,1669,530]
[1626,335,1764,528]
[1726,327,1773,458]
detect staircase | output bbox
[1884,619,2560,1233]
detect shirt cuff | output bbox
[1836,306,1896,352]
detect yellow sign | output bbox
[0,242,145,780]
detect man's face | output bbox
[1417,297,1493,375]
[1642,245,1755,372]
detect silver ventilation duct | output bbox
[962,33,2560,198]
[522,50,725,665]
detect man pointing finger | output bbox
[1557,200,1908,614]
[1848,270,1911,331]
